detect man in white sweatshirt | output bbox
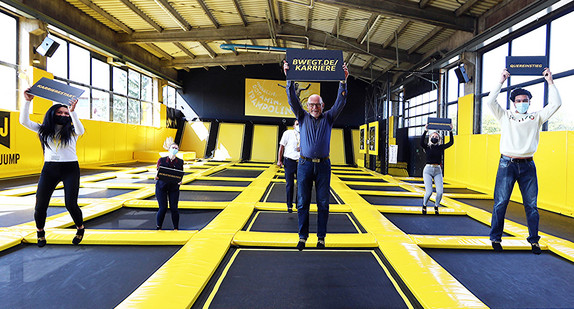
[486,68,561,254]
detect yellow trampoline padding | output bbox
[376,205,467,215]
[123,200,229,209]
[0,232,23,252]
[545,238,574,263]
[0,196,37,206]
[341,181,402,187]
[22,229,196,245]
[223,166,267,171]
[232,231,377,248]
[178,185,244,192]
[80,182,153,190]
[254,202,351,212]
[443,193,494,199]
[193,176,257,182]
[354,190,423,197]
[117,232,234,309]
[410,235,542,250]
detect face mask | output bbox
[294,125,299,132]
[55,115,71,125]
[431,137,439,144]
[169,148,179,156]
[515,102,529,114]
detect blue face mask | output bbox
[515,102,530,114]
[169,148,179,156]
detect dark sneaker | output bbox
[317,238,325,249]
[492,241,503,252]
[37,230,46,248]
[434,206,439,215]
[531,243,542,255]
[288,207,293,213]
[297,238,306,251]
[72,228,84,245]
[422,205,427,215]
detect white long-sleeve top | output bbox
[486,83,562,157]
[19,100,85,162]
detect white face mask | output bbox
[169,148,179,156]
[294,125,299,132]
[515,102,530,114]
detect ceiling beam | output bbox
[119,0,162,32]
[143,42,173,59]
[315,0,475,32]
[117,23,270,43]
[196,0,220,28]
[357,14,379,44]
[408,27,442,54]
[382,20,409,48]
[231,0,248,26]
[331,8,343,36]
[419,0,432,9]
[455,0,481,17]
[305,7,312,31]
[173,42,195,59]
[154,0,192,31]
[166,53,284,67]
[76,0,133,34]
[199,41,217,59]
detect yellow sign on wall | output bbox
[244,78,320,118]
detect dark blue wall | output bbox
[177,63,367,128]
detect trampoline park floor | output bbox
[0,161,573,308]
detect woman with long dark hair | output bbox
[20,90,85,247]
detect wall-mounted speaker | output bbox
[36,37,60,58]
[454,65,470,83]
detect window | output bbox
[404,89,438,136]
[0,12,17,111]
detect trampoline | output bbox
[383,213,509,236]
[186,179,251,187]
[94,178,157,184]
[192,248,418,309]
[425,248,574,308]
[80,208,221,230]
[260,183,340,204]
[442,188,484,194]
[0,244,181,309]
[455,198,574,242]
[362,195,425,206]
[0,206,68,227]
[245,211,364,233]
[346,184,408,192]
[338,176,388,183]
[146,190,240,202]
[25,188,135,199]
[209,169,263,178]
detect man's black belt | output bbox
[300,155,329,163]
[501,155,533,163]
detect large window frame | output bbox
[0,11,18,111]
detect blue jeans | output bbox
[297,158,330,239]
[490,156,540,243]
[422,164,443,207]
[284,158,298,209]
[156,180,180,229]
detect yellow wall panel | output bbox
[458,94,474,135]
[567,132,574,216]
[215,123,244,161]
[535,131,568,212]
[330,128,345,165]
[181,121,210,158]
[251,124,278,163]
[351,129,360,165]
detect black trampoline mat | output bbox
[362,195,423,206]
[455,198,574,242]
[81,208,221,230]
[103,162,151,168]
[146,190,240,202]
[383,213,509,236]
[443,188,484,194]
[201,249,409,309]
[347,184,408,192]
[261,183,338,204]
[31,188,135,199]
[338,177,388,183]
[0,175,40,190]
[95,178,157,184]
[0,206,67,227]
[0,244,180,309]
[209,169,263,178]
[400,179,424,184]
[186,179,251,187]
[248,212,359,233]
[425,249,574,308]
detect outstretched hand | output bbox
[500,68,510,84]
[69,98,78,112]
[543,68,553,85]
[342,62,349,82]
[283,60,289,76]
[23,88,34,101]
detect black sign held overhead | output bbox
[0,111,9,149]
[27,77,85,105]
[427,117,452,131]
[506,56,548,76]
[286,49,345,81]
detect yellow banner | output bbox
[245,78,320,118]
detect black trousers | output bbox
[155,180,180,229]
[284,158,298,208]
[35,161,83,229]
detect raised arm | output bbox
[283,61,306,119]
[19,91,40,132]
[538,68,562,123]
[420,129,428,149]
[443,130,454,149]
[68,98,85,136]
[485,69,509,121]
[326,63,349,121]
